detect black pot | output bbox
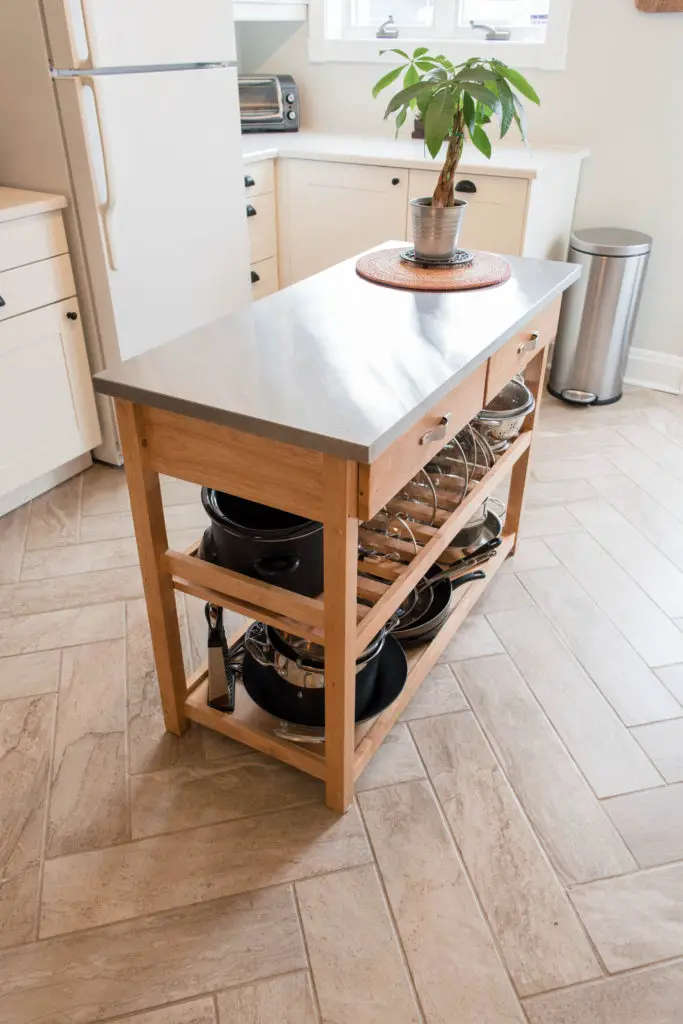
[201,488,324,597]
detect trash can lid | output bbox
[570,227,652,257]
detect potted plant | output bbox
[373,50,540,263]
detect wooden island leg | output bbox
[322,456,359,812]
[115,399,188,734]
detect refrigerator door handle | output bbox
[83,76,118,271]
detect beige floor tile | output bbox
[473,573,534,614]
[531,453,621,482]
[0,693,54,948]
[47,639,129,858]
[131,760,321,837]
[592,472,683,575]
[523,477,599,509]
[360,780,523,1023]
[20,530,198,581]
[1,887,304,1024]
[546,529,683,668]
[656,664,683,704]
[296,864,421,1024]
[603,784,683,868]
[567,499,683,619]
[399,663,468,721]
[524,960,683,1024]
[620,423,683,482]
[356,724,425,792]
[161,476,203,506]
[40,803,371,937]
[412,713,600,995]
[0,650,61,699]
[126,599,206,775]
[607,446,683,526]
[81,500,207,543]
[25,476,81,551]
[0,565,143,619]
[81,463,130,515]
[437,613,503,663]
[455,654,636,884]
[532,427,630,460]
[632,719,683,783]
[489,607,664,797]
[0,601,125,657]
[519,567,681,726]
[518,505,580,538]
[116,999,216,1024]
[216,972,316,1024]
[499,537,557,574]
[0,502,29,583]
[569,861,683,972]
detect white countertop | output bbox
[0,187,67,224]
[241,131,589,180]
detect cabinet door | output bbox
[407,170,528,256]
[278,160,409,285]
[0,299,101,497]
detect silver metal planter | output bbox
[410,197,468,263]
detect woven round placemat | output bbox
[356,247,512,291]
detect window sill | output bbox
[307,36,567,69]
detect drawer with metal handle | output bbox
[250,257,279,300]
[243,159,275,198]
[246,192,277,263]
[0,254,75,323]
[484,298,561,403]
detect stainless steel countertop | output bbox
[94,246,580,463]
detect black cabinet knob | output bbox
[391,177,400,185]
[455,179,477,194]
[0,295,5,307]
[246,204,257,217]
[66,311,78,320]
[244,174,255,188]
[251,270,260,283]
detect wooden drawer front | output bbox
[0,211,68,273]
[359,360,487,520]
[485,299,560,403]
[0,254,75,322]
[251,257,279,300]
[247,192,277,263]
[244,160,275,198]
[408,170,528,256]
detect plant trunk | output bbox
[432,110,465,208]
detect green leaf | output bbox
[460,83,500,112]
[381,47,410,59]
[462,91,476,136]
[512,95,530,149]
[496,79,515,138]
[372,64,404,99]
[394,106,407,138]
[403,63,419,88]
[412,46,428,57]
[454,68,497,85]
[424,88,456,160]
[471,125,492,159]
[384,80,436,116]
[497,65,540,105]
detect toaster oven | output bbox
[238,74,299,133]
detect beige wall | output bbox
[238,0,683,367]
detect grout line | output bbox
[16,496,32,582]
[33,649,62,941]
[520,951,683,1004]
[74,471,84,545]
[212,992,220,1024]
[291,884,324,1024]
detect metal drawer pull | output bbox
[244,174,255,187]
[66,311,79,321]
[0,295,5,307]
[246,204,257,217]
[455,179,477,194]
[251,270,260,284]
[420,413,451,446]
[517,330,540,356]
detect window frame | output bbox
[308,0,572,70]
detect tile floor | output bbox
[2,385,683,1023]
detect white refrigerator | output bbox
[0,0,251,463]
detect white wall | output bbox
[238,0,683,378]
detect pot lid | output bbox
[570,227,652,258]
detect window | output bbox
[309,0,570,70]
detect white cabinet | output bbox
[245,159,279,297]
[277,160,409,286]
[0,191,100,507]
[407,169,528,256]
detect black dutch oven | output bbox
[201,488,324,597]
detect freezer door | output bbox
[54,66,250,363]
[44,0,236,68]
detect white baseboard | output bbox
[624,347,683,395]
[0,452,92,517]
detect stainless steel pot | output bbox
[410,197,467,263]
[244,622,386,690]
[473,378,535,450]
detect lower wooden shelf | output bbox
[183,532,515,783]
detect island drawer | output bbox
[247,192,277,263]
[358,360,487,521]
[485,299,560,403]
[250,257,279,300]
[244,160,275,198]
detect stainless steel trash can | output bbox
[549,227,652,405]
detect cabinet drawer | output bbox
[250,257,279,300]
[485,299,560,403]
[358,361,487,521]
[244,160,275,198]
[0,211,68,273]
[0,254,75,322]
[247,192,277,263]
[408,170,528,255]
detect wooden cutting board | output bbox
[636,0,683,11]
